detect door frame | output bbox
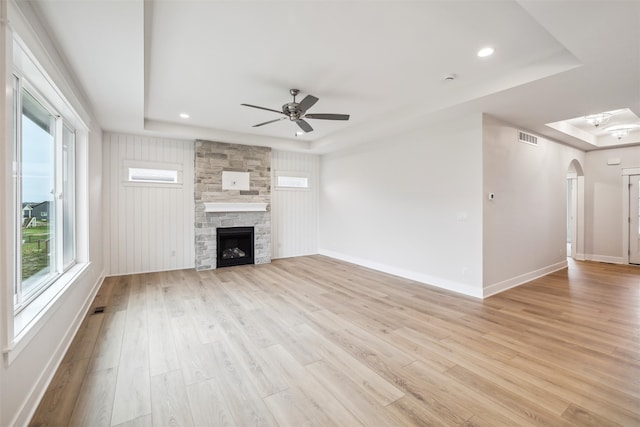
[567,160,585,260]
[622,168,640,264]
[567,174,578,257]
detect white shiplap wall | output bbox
[271,150,320,258]
[103,133,195,275]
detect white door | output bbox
[630,175,640,264]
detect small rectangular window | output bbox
[123,160,182,187]
[277,175,308,188]
[128,167,178,183]
[275,171,310,190]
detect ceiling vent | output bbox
[518,131,538,146]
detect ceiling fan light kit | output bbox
[241,88,350,134]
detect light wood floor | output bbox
[30,256,640,426]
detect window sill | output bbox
[4,262,91,366]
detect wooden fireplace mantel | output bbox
[203,202,268,213]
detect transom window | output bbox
[275,171,310,190]
[123,160,183,187]
[128,167,178,183]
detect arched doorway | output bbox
[567,160,584,259]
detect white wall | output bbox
[482,115,585,296]
[103,133,195,275]
[0,2,106,426]
[584,146,640,263]
[271,150,319,258]
[319,114,484,297]
[2,126,104,427]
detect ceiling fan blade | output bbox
[241,103,284,115]
[253,117,287,127]
[305,113,350,121]
[295,119,313,133]
[297,95,319,113]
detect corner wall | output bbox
[272,150,319,258]
[319,114,484,297]
[102,133,195,276]
[1,126,104,427]
[482,115,585,296]
[1,3,105,426]
[584,146,640,263]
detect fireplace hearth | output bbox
[216,226,255,268]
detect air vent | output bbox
[518,131,538,146]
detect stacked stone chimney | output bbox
[194,140,271,270]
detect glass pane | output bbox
[20,89,56,299]
[276,175,308,188]
[128,167,178,183]
[63,125,75,267]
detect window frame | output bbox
[274,170,311,191]
[13,75,77,314]
[62,123,76,269]
[3,31,90,364]
[123,159,183,188]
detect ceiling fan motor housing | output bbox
[283,102,302,119]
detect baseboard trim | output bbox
[14,271,105,427]
[483,260,568,298]
[574,253,586,261]
[584,254,624,264]
[318,249,483,299]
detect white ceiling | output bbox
[28,0,640,153]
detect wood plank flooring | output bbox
[29,256,640,426]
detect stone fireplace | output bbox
[194,140,271,270]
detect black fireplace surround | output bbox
[216,226,255,268]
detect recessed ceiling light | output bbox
[295,131,304,137]
[179,113,190,119]
[477,47,494,57]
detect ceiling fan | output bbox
[241,89,350,133]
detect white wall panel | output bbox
[271,150,319,258]
[584,146,640,260]
[319,115,484,297]
[103,133,194,275]
[482,115,585,295]
[1,3,107,425]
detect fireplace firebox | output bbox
[216,226,255,268]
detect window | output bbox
[275,171,310,189]
[128,167,178,183]
[13,76,76,312]
[4,14,90,362]
[124,160,182,187]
